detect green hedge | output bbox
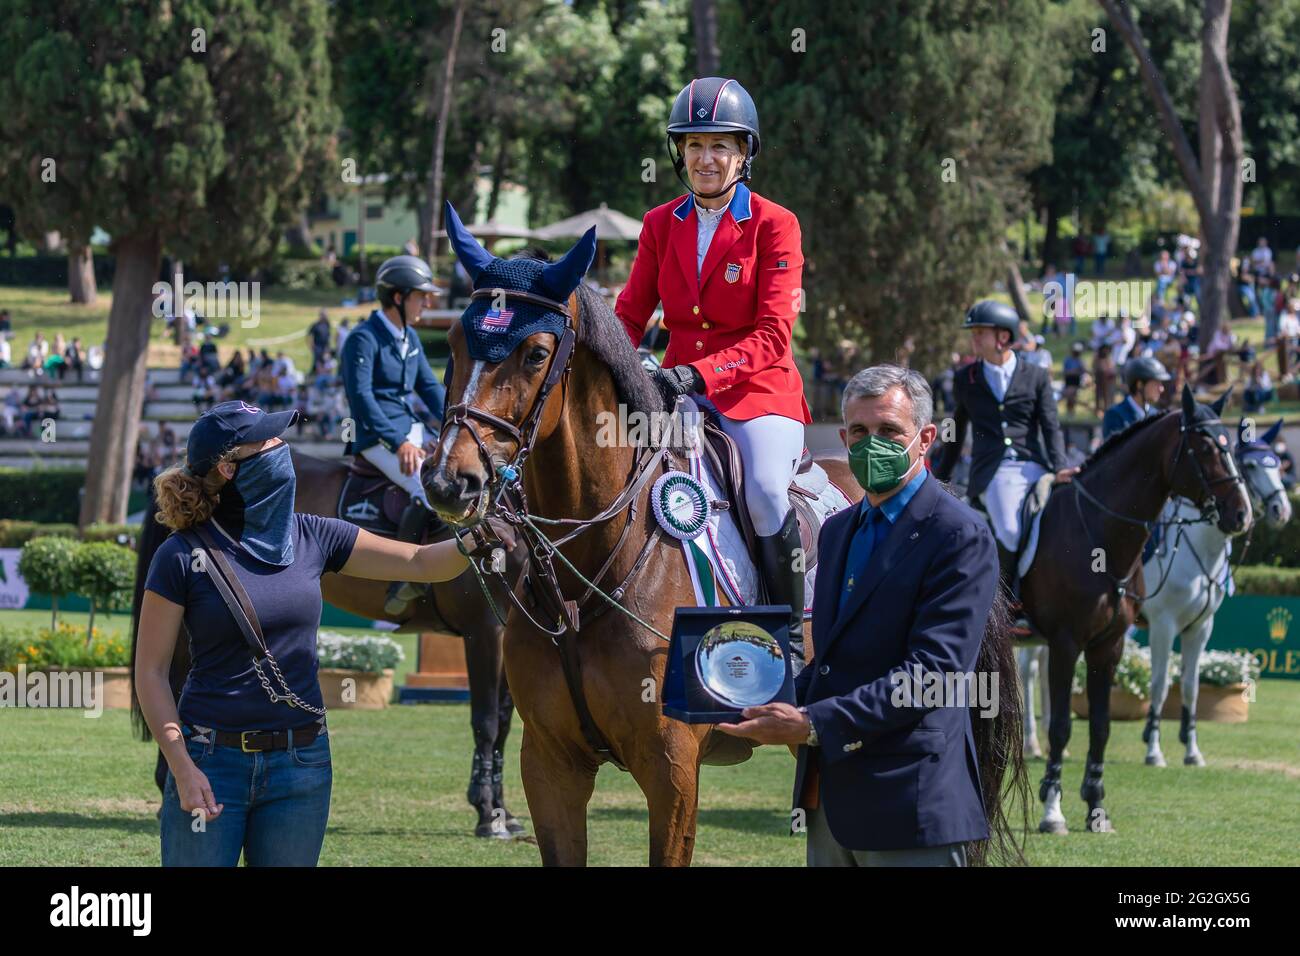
[0,468,87,523]
[0,520,140,549]
[1242,492,1300,567]
[1231,565,1300,596]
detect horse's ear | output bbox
[540,227,597,301]
[1211,385,1232,417]
[1181,383,1196,423]
[444,201,495,282]
[1263,418,1284,445]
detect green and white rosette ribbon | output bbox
[651,470,719,606]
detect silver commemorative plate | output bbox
[694,620,786,708]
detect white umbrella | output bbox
[434,219,536,240]
[531,203,644,241]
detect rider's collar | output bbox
[672,181,752,224]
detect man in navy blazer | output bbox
[340,254,447,614]
[719,365,999,865]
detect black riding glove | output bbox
[651,364,704,409]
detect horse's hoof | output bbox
[1024,743,1043,759]
[1184,753,1206,767]
[1086,813,1115,833]
[1038,819,1069,835]
[1145,753,1167,767]
[474,822,515,840]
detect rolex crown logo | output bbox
[1266,606,1291,644]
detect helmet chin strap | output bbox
[666,134,752,201]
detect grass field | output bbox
[1,672,1297,866]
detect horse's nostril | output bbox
[461,471,482,501]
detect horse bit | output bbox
[442,287,679,643]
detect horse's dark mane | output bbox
[571,282,666,417]
[1074,408,1174,478]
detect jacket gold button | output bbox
[1004,437,1013,446]
[695,340,704,350]
[701,321,711,329]
[692,306,700,315]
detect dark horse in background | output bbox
[424,226,1029,865]
[129,447,529,838]
[1019,386,1249,834]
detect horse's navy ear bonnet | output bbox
[444,200,597,364]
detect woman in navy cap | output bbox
[135,400,475,866]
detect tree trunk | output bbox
[286,209,314,256]
[693,0,721,75]
[79,234,163,527]
[1041,202,1059,270]
[1007,262,1032,324]
[1097,0,1241,350]
[487,135,508,222]
[419,0,468,261]
[1193,0,1243,350]
[67,244,97,305]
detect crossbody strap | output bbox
[179,524,268,660]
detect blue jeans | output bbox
[160,726,332,866]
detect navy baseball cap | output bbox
[186,400,299,477]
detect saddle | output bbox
[336,456,448,542]
[693,402,823,586]
[968,472,1055,581]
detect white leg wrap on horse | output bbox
[979,459,1049,552]
[694,395,806,537]
[360,420,429,508]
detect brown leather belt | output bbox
[191,724,324,753]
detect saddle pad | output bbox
[674,398,853,613]
[1017,472,1059,580]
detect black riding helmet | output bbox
[962,300,1021,342]
[376,254,438,310]
[666,77,761,199]
[1123,355,1172,390]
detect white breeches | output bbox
[979,458,1048,552]
[694,395,806,537]
[359,420,429,508]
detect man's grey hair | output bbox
[840,364,933,432]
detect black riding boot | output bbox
[756,508,807,676]
[996,542,1030,632]
[384,500,433,616]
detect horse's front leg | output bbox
[1038,639,1077,834]
[1082,639,1121,833]
[629,723,704,867]
[1144,617,1176,767]
[1180,617,1214,766]
[1017,648,1042,759]
[518,725,598,866]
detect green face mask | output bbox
[848,430,921,495]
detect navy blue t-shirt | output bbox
[144,513,360,731]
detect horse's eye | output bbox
[527,347,550,366]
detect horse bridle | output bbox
[441,287,676,642]
[441,287,578,516]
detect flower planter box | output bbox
[318,668,393,710]
[0,666,131,709]
[1071,682,1250,723]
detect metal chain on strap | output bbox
[254,655,327,716]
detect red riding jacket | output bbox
[615,183,812,423]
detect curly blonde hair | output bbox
[152,449,238,531]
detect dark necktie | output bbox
[839,505,885,614]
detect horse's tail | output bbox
[129,485,189,742]
[966,584,1030,866]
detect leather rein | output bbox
[445,287,676,643]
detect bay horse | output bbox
[128,447,528,838]
[423,238,1028,865]
[1019,385,1250,834]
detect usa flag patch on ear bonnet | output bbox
[444,201,596,363]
